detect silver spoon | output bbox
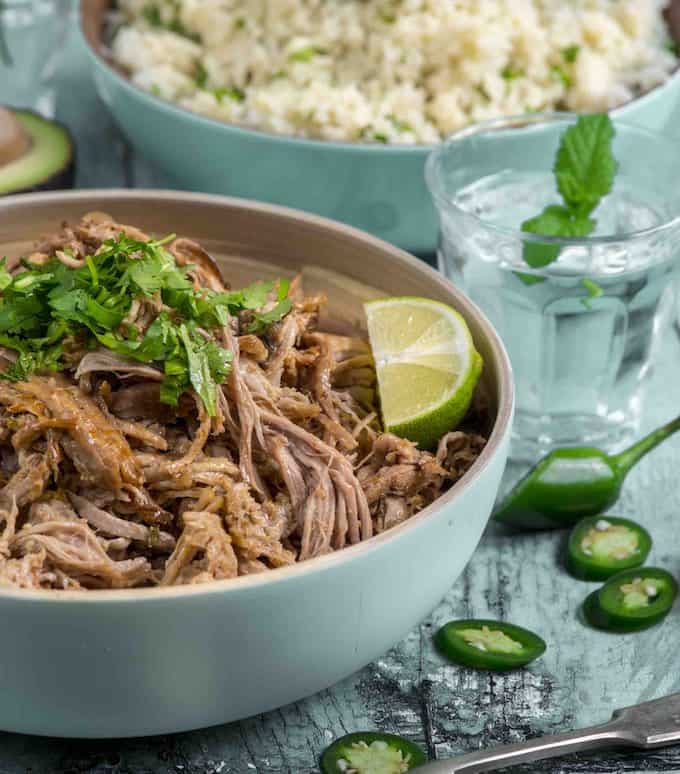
[419,692,680,773]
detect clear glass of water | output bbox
[426,113,680,461]
[0,0,69,116]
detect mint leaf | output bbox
[554,114,617,215]
[514,272,546,286]
[519,113,617,279]
[521,205,594,268]
[581,278,603,309]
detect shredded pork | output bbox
[0,215,487,590]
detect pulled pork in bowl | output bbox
[0,191,511,738]
[0,212,486,590]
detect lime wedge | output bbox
[365,297,483,449]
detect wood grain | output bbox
[1,6,680,773]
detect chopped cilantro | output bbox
[289,46,324,63]
[248,299,293,335]
[213,86,245,103]
[501,64,524,81]
[142,3,162,27]
[475,84,491,102]
[550,64,572,88]
[562,45,581,63]
[141,2,199,42]
[387,114,413,133]
[195,62,208,89]
[0,235,291,415]
[667,39,680,56]
[373,132,389,143]
[0,259,12,291]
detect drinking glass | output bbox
[0,0,69,116]
[426,113,680,460]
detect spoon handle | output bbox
[419,691,680,773]
[418,722,628,773]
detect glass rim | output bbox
[425,111,680,246]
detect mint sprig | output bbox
[520,114,618,292]
[554,114,617,215]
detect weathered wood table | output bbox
[2,11,680,774]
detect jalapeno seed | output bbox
[320,732,427,774]
[567,516,651,581]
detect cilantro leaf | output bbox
[195,62,208,89]
[238,280,276,309]
[550,64,572,88]
[562,45,580,63]
[0,231,289,413]
[213,87,245,103]
[1,344,63,382]
[248,299,293,334]
[554,114,618,215]
[179,324,217,416]
[277,278,290,301]
[289,46,324,63]
[0,259,12,291]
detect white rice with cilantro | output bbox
[111,0,677,145]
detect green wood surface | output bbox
[1,9,680,773]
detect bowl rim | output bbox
[0,188,514,603]
[78,0,680,154]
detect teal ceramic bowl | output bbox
[0,190,513,738]
[80,2,680,255]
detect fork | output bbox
[419,692,680,773]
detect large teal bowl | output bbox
[0,190,513,737]
[80,3,680,254]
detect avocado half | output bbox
[0,107,75,195]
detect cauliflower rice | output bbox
[112,0,677,144]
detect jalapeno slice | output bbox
[320,732,427,774]
[583,567,678,632]
[567,516,651,581]
[435,619,546,671]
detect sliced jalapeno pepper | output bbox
[320,732,427,773]
[583,567,678,632]
[567,516,651,581]
[435,619,546,671]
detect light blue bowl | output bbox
[0,190,513,737]
[80,3,680,254]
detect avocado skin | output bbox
[1,108,76,195]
